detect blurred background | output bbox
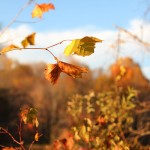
[0,0,150,149]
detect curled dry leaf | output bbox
[44,60,88,84]
[58,61,88,78]
[44,64,61,84]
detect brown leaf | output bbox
[44,64,61,84]
[21,32,36,48]
[27,32,36,45]
[32,3,55,18]
[20,107,29,124]
[58,61,88,78]
[44,60,88,84]
[0,44,20,54]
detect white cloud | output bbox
[1,19,150,79]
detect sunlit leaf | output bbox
[74,131,81,141]
[64,36,103,57]
[34,132,39,141]
[32,3,55,18]
[44,60,88,84]
[35,118,39,128]
[0,44,20,55]
[20,107,29,124]
[78,125,89,142]
[21,33,36,48]
[58,60,88,78]
[64,40,80,56]
[44,64,61,84]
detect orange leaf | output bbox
[44,60,88,84]
[21,32,36,48]
[39,3,55,12]
[35,132,39,141]
[44,64,61,84]
[0,44,20,54]
[32,3,55,18]
[58,61,88,78]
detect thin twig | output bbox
[18,120,23,143]
[1,39,73,61]
[28,140,35,150]
[0,144,7,148]
[0,127,20,145]
[118,125,127,144]
[22,47,57,60]
[0,127,25,150]
[0,0,35,36]
[46,39,72,49]
[15,19,42,24]
[45,48,57,60]
[28,134,43,150]
[116,25,150,47]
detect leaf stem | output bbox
[45,48,57,60]
[21,47,57,60]
[46,39,72,49]
[28,134,42,150]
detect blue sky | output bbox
[1,0,150,79]
[0,0,147,31]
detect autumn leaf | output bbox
[21,32,36,48]
[32,3,55,18]
[44,60,88,84]
[35,132,39,141]
[64,36,103,57]
[58,60,88,78]
[44,64,61,84]
[20,107,29,124]
[0,44,20,55]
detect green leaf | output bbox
[64,36,102,57]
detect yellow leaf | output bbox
[21,33,36,48]
[32,3,55,18]
[21,39,28,48]
[35,117,39,128]
[0,44,20,55]
[34,132,39,141]
[64,36,103,57]
[32,5,42,18]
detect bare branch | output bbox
[0,127,25,150]
[116,25,150,47]
[0,0,35,36]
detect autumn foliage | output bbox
[0,0,150,150]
